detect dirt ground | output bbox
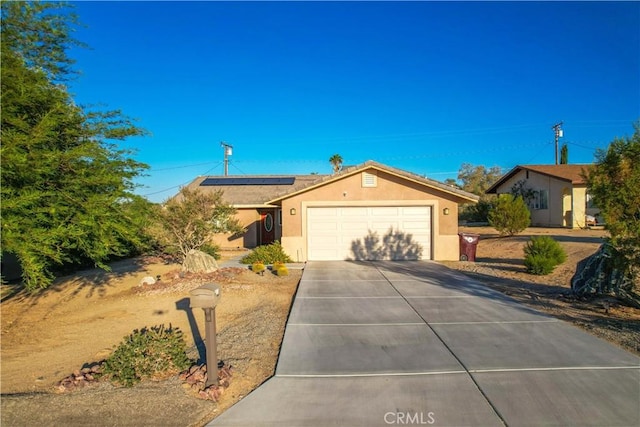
[443,226,640,355]
[1,252,302,427]
[2,227,639,426]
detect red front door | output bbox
[259,210,275,245]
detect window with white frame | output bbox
[531,190,549,210]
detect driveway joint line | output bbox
[469,366,640,373]
[430,320,560,325]
[276,371,469,378]
[297,296,403,299]
[404,295,477,298]
[376,264,508,427]
[288,322,426,326]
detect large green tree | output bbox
[586,123,640,286]
[457,163,503,222]
[457,163,503,195]
[1,2,150,290]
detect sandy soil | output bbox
[443,226,640,355]
[1,253,301,426]
[2,227,638,426]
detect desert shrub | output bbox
[199,243,221,260]
[251,262,266,274]
[488,194,530,236]
[523,236,567,275]
[241,241,293,264]
[102,324,191,387]
[459,198,495,223]
[275,266,289,276]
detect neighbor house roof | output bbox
[267,160,480,204]
[486,164,594,194]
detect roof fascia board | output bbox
[268,163,478,204]
[233,204,279,209]
[486,165,584,194]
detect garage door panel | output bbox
[309,222,339,232]
[308,208,338,218]
[402,220,429,230]
[342,221,369,231]
[371,222,400,230]
[371,207,400,216]
[401,206,431,216]
[309,235,340,244]
[307,206,432,261]
[342,207,369,217]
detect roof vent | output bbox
[362,171,377,188]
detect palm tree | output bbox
[329,154,343,173]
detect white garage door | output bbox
[307,206,432,261]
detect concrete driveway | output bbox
[210,261,640,426]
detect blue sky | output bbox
[67,1,640,202]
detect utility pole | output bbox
[221,141,233,176]
[552,122,563,165]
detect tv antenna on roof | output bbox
[221,141,233,176]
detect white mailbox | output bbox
[189,283,221,309]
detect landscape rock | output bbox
[182,250,219,274]
[180,362,233,401]
[571,243,640,308]
[140,276,156,286]
[56,363,104,393]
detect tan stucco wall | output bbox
[493,170,591,228]
[209,208,260,249]
[279,170,465,261]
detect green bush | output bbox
[241,241,293,264]
[460,198,494,223]
[488,194,530,236]
[523,236,567,275]
[103,324,191,387]
[199,243,221,260]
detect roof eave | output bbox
[268,161,479,204]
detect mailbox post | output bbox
[189,283,221,387]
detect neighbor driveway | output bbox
[210,261,640,426]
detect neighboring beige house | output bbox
[486,164,599,229]
[180,160,479,262]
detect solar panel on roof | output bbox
[200,177,295,186]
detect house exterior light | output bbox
[443,207,450,215]
[290,208,297,215]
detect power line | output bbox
[151,161,217,172]
[142,161,223,197]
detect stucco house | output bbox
[485,164,599,229]
[180,160,479,262]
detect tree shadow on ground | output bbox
[474,257,524,271]
[467,229,607,245]
[453,268,640,354]
[350,228,423,261]
[1,257,161,304]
